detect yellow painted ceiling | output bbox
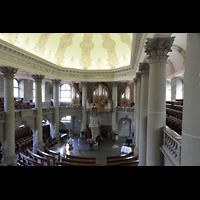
[0,33,133,70]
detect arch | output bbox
[59,111,82,122]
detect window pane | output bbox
[61,84,65,90]
[33,82,35,89]
[33,97,35,103]
[13,79,18,87]
[61,91,66,97]
[66,91,70,97]
[66,84,70,90]
[14,88,18,97]
[66,98,71,102]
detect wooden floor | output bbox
[50,135,134,166]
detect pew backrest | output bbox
[37,148,56,165]
[27,148,51,166]
[56,160,96,166]
[62,157,96,164]
[66,154,96,160]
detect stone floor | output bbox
[50,135,134,166]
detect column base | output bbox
[33,141,44,153]
[1,154,17,166]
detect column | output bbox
[181,33,200,165]
[0,66,18,166]
[138,62,150,166]
[32,74,44,153]
[134,72,141,156]
[52,79,61,141]
[81,82,87,132]
[111,82,118,134]
[144,37,175,166]
[132,78,137,146]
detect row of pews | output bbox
[166,99,183,135]
[0,97,35,111]
[17,145,97,166]
[106,152,139,166]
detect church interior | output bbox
[0,33,199,166]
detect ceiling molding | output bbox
[0,39,135,82]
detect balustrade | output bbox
[160,126,181,166]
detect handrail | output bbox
[160,126,181,166]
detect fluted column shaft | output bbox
[144,37,175,166]
[0,66,18,166]
[32,74,44,153]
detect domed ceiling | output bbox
[0,33,133,70]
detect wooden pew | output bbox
[106,152,133,160]
[106,155,138,164]
[37,148,56,165]
[55,160,96,166]
[62,157,96,165]
[18,152,44,166]
[66,154,96,161]
[45,146,60,161]
[27,148,51,166]
[107,159,139,166]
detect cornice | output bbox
[0,39,136,82]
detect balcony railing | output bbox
[160,126,181,166]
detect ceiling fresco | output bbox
[0,33,132,71]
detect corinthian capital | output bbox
[32,74,44,83]
[0,66,18,78]
[144,37,175,62]
[52,79,61,85]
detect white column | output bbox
[81,82,87,132]
[52,79,61,141]
[138,63,149,166]
[181,33,200,165]
[111,82,118,134]
[32,74,44,153]
[0,66,18,166]
[132,78,137,146]
[144,37,175,166]
[134,72,141,156]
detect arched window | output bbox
[60,84,71,102]
[13,79,19,98]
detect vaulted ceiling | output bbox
[0,33,187,82]
[0,33,133,70]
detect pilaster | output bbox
[144,37,174,166]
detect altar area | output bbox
[50,135,132,166]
